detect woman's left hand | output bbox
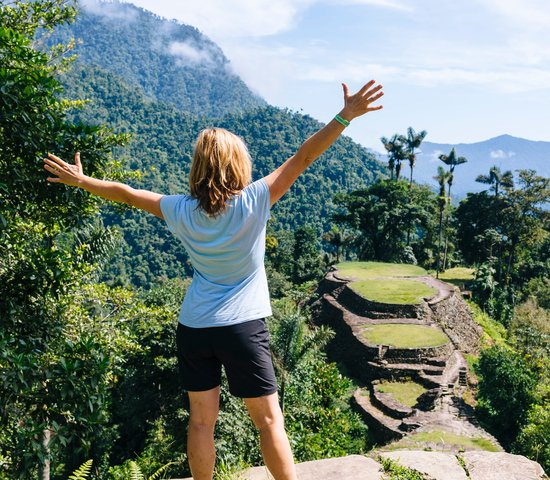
[44,152,85,187]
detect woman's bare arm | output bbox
[264,80,384,206]
[44,152,164,218]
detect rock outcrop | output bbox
[177,451,548,479]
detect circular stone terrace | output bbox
[314,261,496,451]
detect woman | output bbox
[44,80,383,480]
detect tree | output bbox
[404,127,428,186]
[322,225,354,263]
[475,346,538,447]
[0,2,123,478]
[433,166,451,277]
[438,148,467,269]
[333,179,438,264]
[403,127,428,246]
[269,306,333,412]
[476,165,514,198]
[292,225,323,284]
[498,170,550,285]
[380,134,407,180]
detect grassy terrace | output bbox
[435,267,475,287]
[350,278,437,304]
[387,430,500,452]
[335,261,427,280]
[363,324,449,348]
[376,380,427,407]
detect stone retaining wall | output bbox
[339,286,430,320]
[428,293,483,354]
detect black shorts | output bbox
[176,318,278,398]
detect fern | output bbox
[68,460,93,480]
[148,462,173,480]
[129,461,145,480]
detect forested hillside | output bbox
[49,0,265,117]
[62,65,386,286]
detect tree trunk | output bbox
[38,428,51,480]
[436,207,444,278]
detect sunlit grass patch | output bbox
[377,380,427,407]
[466,300,507,347]
[388,430,500,452]
[362,324,449,348]
[350,278,437,304]
[436,267,475,287]
[336,261,427,280]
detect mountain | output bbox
[50,0,265,117]
[410,135,550,200]
[60,63,385,286]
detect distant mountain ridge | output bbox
[50,0,265,117]
[405,134,550,200]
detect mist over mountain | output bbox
[54,1,386,286]
[50,0,265,117]
[412,135,550,200]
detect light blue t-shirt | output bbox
[160,178,273,328]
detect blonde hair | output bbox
[189,128,252,216]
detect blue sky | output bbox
[121,0,550,152]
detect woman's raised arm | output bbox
[44,152,164,218]
[263,80,384,206]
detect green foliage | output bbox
[292,225,324,284]
[475,346,538,447]
[514,402,550,474]
[68,460,92,480]
[379,457,428,479]
[333,179,438,265]
[59,64,386,287]
[49,1,265,118]
[509,298,550,362]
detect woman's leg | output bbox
[187,386,220,480]
[244,392,297,480]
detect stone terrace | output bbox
[310,265,492,448]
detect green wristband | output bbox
[335,114,350,127]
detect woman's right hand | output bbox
[339,80,384,122]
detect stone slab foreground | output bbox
[463,451,547,480]
[177,451,548,480]
[179,455,383,480]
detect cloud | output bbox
[490,150,516,159]
[125,0,314,39]
[476,0,550,29]
[81,0,138,22]
[325,0,412,11]
[168,40,216,66]
[430,150,443,163]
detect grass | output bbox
[435,267,475,287]
[335,261,427,280]
[350,278,437,304]
[362,324,449,348]
[377,380,427,407]
[387,430,500,452]
[466,300,507,347]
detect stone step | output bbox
[368,360,446,376]
[425,356,449,367]
[352,388,404,441]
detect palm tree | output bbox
[270,310,333,412]
[403,127,427,245]
[404,127,428,186]
[433,166,451,278]
[380,134,407,180]
[475,165,514,198]
[323,225,354,263]
[438,148,467,269]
